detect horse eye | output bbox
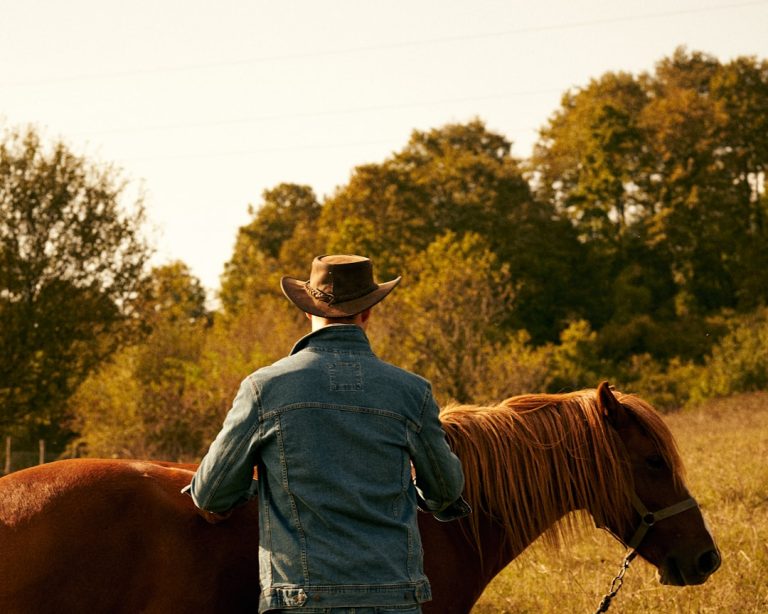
[645,454,666,470]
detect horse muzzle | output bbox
[658,548,722,586]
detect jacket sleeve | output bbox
[408,383,469,519]
[189,378,260,514]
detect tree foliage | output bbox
[689,308,768,402]
[370,232,515,404]
[60,49,768,460]
[219,183,321,316]
[70,263,209,459]
[319,120,589,342]
[533,48,768,358]
[0,126,150,432]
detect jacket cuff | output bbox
[416,493,472,522]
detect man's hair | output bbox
[325,314,360,324]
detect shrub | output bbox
[616,354,701,411]
[689,308,768,404]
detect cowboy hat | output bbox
[281,254,401,317]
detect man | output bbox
[189,254,469,614]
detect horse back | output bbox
[0,459,260,614]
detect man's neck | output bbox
[310,314,368,332]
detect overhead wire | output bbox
[1,0,765,89]
[5,0,765,161]
[77,89,562,137]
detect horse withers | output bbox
[0,383,720,613]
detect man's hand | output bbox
[197,508,232,524]
[182,484,233,524]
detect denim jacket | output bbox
[189,325,467,612]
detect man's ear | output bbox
[360,308,372,324]
[597,381,630,429]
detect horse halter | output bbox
[593,491,700,613]
[626,491,699,551]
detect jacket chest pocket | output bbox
[328,361,363,392]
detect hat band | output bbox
[303,281,379,306]
[304,282,336,304]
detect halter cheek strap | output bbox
[626,492,699,551]
[594,492,700,613]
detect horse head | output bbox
[596,381,721,586]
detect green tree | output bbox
[532,71,649,246]
[639,49,768,313]
[219,183,321,316]
[69,262,209,459]
[244,183,320,260]
[321,120,588,342]
[370,232,515,404]
[322,120,537,274]
[183,291,307,447]
[640,49,734,313]
[531,49,768,360]
[0,125,149,434]
[705,55,768,308]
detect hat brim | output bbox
[280,276,401,317]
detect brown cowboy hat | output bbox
[281,254,401,317]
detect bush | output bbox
[615,354,700,412]
[548,320,607,392]
[689,308,768,404]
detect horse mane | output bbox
[439,388,684,553]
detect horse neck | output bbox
[444,396,628,565]
[473,473,578,566]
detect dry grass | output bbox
[471,392,768,613]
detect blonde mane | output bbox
[439,388,684,553]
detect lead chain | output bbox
[593,550,636,613]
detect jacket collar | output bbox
[289,324,374,356]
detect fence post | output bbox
[39,439,46,465]
[4,436,10,474]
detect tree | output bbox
[182,291,307,447]
[243,183,320,260]
[69,262,210,459]
[639,49,736,313]
[548,320,604,392]
[532,71,649,246]
[370,232,515,404]
[321,120,534,276]
[219,183,321,316]
[635,50,768,314]
[321,120,588,342]
[530,49,768,360]
[703,55,768,309]
[0,125,150,433]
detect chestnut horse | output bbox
[0,384,719,613]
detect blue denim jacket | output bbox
[189,325,467,612]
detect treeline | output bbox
[2,48,767,461]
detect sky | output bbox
[2,0,767,299]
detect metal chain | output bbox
[593,551,637,613]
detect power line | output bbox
[2,0,765,89]
[112,124,540,164]
[116,138,403,163]
[75,89,562,137]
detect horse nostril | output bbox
[697,549,721,575]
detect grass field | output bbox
[471,392,768,613]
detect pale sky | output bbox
[2,0,767,297]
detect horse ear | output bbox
[597,381,629,429]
